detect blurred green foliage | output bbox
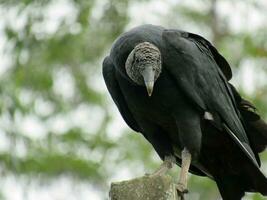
[0,0,266,199]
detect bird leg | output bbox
[149,155,175,177]
[177,148,192,200]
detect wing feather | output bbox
[102,56,140,132]
[187,32,232,80]
[162,30,259,167]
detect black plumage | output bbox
[103,24,267,199]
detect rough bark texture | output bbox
[109,175,178,200]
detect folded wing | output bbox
[162,29,259,167]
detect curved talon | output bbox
[177,193,185,200]
[177,189,189,194]
[177,182,188,193]
[176,182,189,200]
[177,191,187,200]
[178,194,185,200]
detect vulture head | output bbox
[125,42,162,96]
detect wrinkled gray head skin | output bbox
[125,42,162,96]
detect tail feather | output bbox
[247,165,267,196]
[229,83,267,153]
[215,170,267,200]
[214,84,267,199]
[215,163,267,200]
[215,176,245,200]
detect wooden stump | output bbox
[109,175,178,200]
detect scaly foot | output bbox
[177,182,189,199]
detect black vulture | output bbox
[102,24,267,200]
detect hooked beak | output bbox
[141,66,155,97]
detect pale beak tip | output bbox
[145,81,154,97]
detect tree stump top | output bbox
[110,175,178,200]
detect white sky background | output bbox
[0,0,267,199]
